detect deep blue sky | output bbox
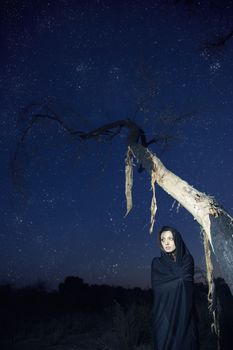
[1,0,233,289]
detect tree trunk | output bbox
[15,114,233,294]
[128,141,233,294]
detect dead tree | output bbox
[12,113,233,299]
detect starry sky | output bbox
[1,0,233,290]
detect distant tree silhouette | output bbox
[59,276,86,293]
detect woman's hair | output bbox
[159,226,176,242]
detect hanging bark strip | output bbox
[125,147,134,216]
[150,170,157,233]
[202,228,219,333]
[202,229,215,306]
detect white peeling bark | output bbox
[125,147,134,216]
[129,142,217,250]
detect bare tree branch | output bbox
[12,107,233,300]
[204,29,233,50]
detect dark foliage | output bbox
[0,276,232,349]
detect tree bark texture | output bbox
[128,140,233,294]
[15,115,233,294]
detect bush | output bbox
[112,301,152,350]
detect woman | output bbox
[151,226,198,350]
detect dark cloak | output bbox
[151,228,198,350]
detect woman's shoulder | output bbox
[181,252,194,269]
[182,252,194,263]
[151,256,161,267]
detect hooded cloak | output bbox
[151,227,198,350]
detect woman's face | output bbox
[160,230,176,253]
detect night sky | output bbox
[1,0,233,290]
